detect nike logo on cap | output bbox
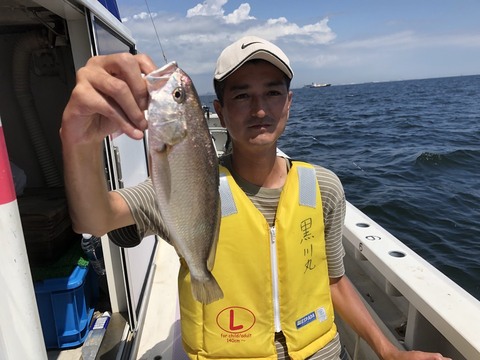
[241,41,262,49]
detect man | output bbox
[61,36,450,360]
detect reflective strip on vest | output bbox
[219,172,237,216]
[298,166,317,208]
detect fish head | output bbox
[146,61,192,151]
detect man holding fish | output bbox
[61,36,451,360]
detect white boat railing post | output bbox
[0,118,47,360]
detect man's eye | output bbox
[268,90,282,96]
[234,93,248,100]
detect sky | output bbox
[115,0,480,95]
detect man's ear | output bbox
[213,99,226,128]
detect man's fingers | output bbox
[94,53,157,112]
[97,71,148,130]
[64,53,159,140]
[80,57,149,132]
[136,53,158,76]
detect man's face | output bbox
[214,60,293,152]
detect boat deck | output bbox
[136,241,187,359]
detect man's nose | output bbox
[251,96,267,118]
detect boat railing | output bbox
[341,201,480,359]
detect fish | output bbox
[146,61,223,304]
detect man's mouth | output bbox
[248,121,271,129]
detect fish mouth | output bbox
[146,61,178,87]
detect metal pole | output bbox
[0,119,47,360]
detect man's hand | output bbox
[61,53,157,143]
[384,349,451,360]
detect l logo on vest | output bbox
[216,306,256,333]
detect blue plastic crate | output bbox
[34,265,98,349]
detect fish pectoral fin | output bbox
[149,138,167,153]
[207,200,221,271]
[156,144,173,154]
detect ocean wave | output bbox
[414,149,480,168]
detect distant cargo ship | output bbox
[304,82,331,88]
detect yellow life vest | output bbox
[178,161,337,360]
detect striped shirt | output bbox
[110,155,346,360]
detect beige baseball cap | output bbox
[214,36,293,81]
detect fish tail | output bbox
[191,275,224,304]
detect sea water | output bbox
[201,74,480,300]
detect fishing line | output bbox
[144,0,168,64]
[352,162,366,172]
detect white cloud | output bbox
[186,0,255,24]
[224,3,255,24]
[132,11,152,21]
[186,0,227,17]
[249,17,335,44]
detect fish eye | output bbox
[172,87,186,103]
